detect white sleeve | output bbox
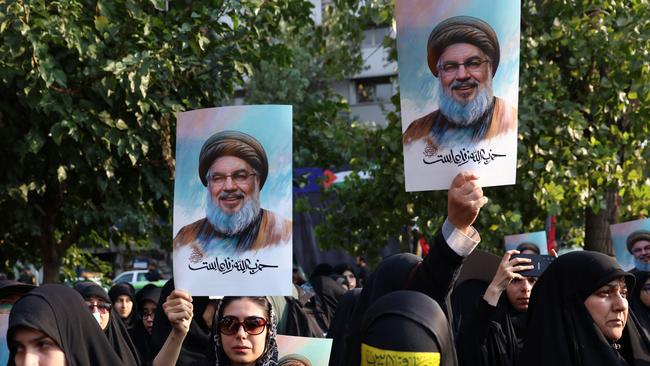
[441,217,481,257]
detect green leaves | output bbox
[518,0,650,250]
[0,0,325,279]
[115,119,129,130]
[312,0,650,260]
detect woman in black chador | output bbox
[150,279,215,365]
[519,251,650,366]
[454,250,535,366]
[359,290,457,366]
[7,284,125,366]
[630,271,650,340]
[109,282,139,333]
[75,282,140,366]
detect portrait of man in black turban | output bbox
[402,16,517,150]
[173,130,291,256]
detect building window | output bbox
[362,27,391,49]
[355,76,393,103]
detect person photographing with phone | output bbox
[456,249,545,366]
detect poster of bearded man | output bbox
[173,105,292,296]
[397,1,520,191]
[610,218,650,273]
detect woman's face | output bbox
[85,296,111,330]
[640,278,650,308]
[220,299,268,366]
[506,276,536,312]
[11,328,66,366]
[114,295,133,319]
[342,270,357,289]
[141,300,157,335]
[584,278,629,341]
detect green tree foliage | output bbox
[315,0,650,260]
[0,0,314,282]
[520,0,650,253]
[245,0,371,169]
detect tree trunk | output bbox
[584,190,619,255]
[39,217,80,284]
[40,230,63,284]
[42,252,63,284]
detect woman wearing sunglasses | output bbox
[215,296,277,365]
[154,290,277,366]
[74,282,140,366]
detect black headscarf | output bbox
[0,280,35,300]
[109,282,138,332]
[340,233,464,365]
[309,264,333,279]
[360,290,457,366]
[453,279,526,366]
[7,284,124,366]
[327,288,361,366]
[630,271,650,341]
[131,284,163,366]
[139,285,162,305]
[451,279,488,334]
[75,282,140,366]
[75,281,111,302]
[339,253,419,365]
[150,278,214,365]
[310,275,346,327]
[519,251,650,366]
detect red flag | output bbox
[546,215,557,253]
[322,169,337,190]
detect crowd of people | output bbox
[2,172,650,365]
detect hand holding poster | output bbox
[396,0,520,191]
[173,105,292,296]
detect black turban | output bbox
[627,230,650,253]
[427,16,500,77]
[198,130,268,188]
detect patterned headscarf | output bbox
[213,297,278,366]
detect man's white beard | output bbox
[437,76,494,126]
[634,257,650,271]
[206,189,261,236]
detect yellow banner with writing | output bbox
[361,343,441,365]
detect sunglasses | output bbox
[218,316,267,335]
[86,302,111,314]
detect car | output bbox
[112,270,167,290]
